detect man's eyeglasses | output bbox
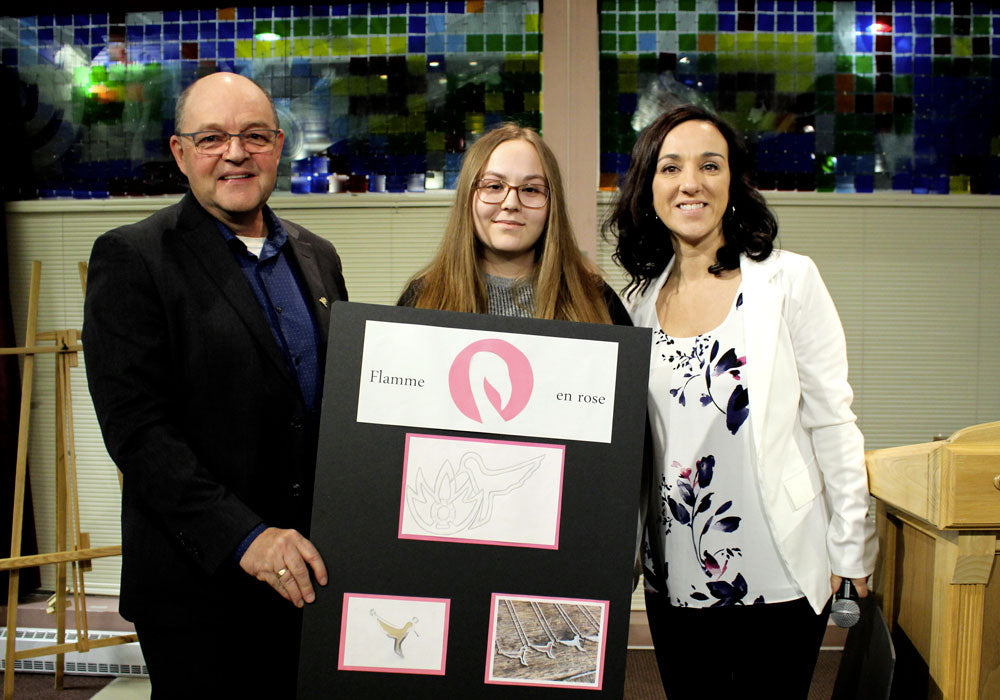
[176,129,282,155]
[475,178,549,209]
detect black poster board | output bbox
[298,302,650,698]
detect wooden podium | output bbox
[866,422,1000,699]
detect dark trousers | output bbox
[134,605,302,700]
[644,591,830,700]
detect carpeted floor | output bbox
[5,649,841,699]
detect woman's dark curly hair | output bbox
[604,104,777,298]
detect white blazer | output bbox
[627,249,878,613]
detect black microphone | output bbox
[830,578,861,628]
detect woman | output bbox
[398,123,629,325]
[606,105,877,698]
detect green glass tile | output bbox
[736,92,755,113]
[718,54,737,71]
[91,66,107,81]
[817,34,834,52]
[527,34,540,52]
[618,14,635,32]
[679,33,696,51]
[933,57,951,75]
[274,20,290,36]
[350,17,366,35]
[894,116,912,135]
[506,35,522,51]
[638,13,656,31]
[758,53,776,71]
[331,19,348,36]
[737,52,756,70]
[618,0,635,10]
[638,0,655,10]
[369,18,387,34]
[407,56,426,74]
[972,58,990,77]
[697,54,716,72]
[855,75,873,92]
[619,34,637,51]
[638,53,657,72]
[816,14,834,33]
[934,17,951,35]
[600,14,616,31]
[524,56,540,72]
[817,93,835,112]
[659,13,676,31]
[311,19,329,35]
[600,0,616,12]
[835,55,853,72]
[817,1,834,12]
[254,20,272,35]
[815,74,834,92]
[973,16,989,35]
[679,0,696,10]
[291,19,308,35]
[487,34,503,51]
[389,16,406,34]
[698,14,715,32]
[600,33,617,51]
[776,53,795,71]
[467,34,484,51]
[894,75,912,93]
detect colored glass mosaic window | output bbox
[599,0,1000,194]
[1,2,542,198]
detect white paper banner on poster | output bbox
[357,321,619,443]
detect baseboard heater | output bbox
[0,628,147,676]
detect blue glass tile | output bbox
[182,24,198,40]
[929,176,948,194]
[39,47,55,63]
[74,14,88,25]
[200,10,214,20]
[855,1,872,11]
[447,1,464,12]
[856,34,873,52]
[915,36,931,53]
[38,14,53,25]
[429,2,446,13]
[55,15,71,26]
[237,7,253,19]
[293,5,312,16]
[409,16,426,33]
[237,22,252,39]
[758,14,775,31]
[256,7,273,18]
[992,38,1000,55]
[410,2,427,12]
[182,10,199,22]
[894,36,912,53]
[1,49,16,64]
[19,16,36,27]
[895,56,913,73]
[618,93,638,113]
[718,0,735,9]
[350,3,367,15]
[142,44,162,62]
[895,16,912,34]
[274,6,291,17]
[933,1,951,13]
[758,0,774,9]
[408,35,425,53]
[332,4,349,16]
[994,17,1000,34]
[427,34,445,52]
[291,59,311,76]
[38,28,54,42]
[164,24,180,41]
[74,28,89,45]
[369,3,388,14]
[145,25,161,40]
[778,14,795,32]
[427,54,445,69]
[777,0,794,10]
[796,15,813,32]
[892,173,911,190]
[219,22,235,39]
[218,42,235,60]
[855,175,874,193]
[125,26,141,41]
[719,14,735,32]
[90,46,103,61]
[896,1,913,12]
[834,175,855,193]
[390,4,408,15]
[639,33,656,51]
[796,0,813,9]
[200,42,217,58]
[200,23,217,40]
[428,15,445,33]
[446,34,465,52]
[914,17,931,34]
[164,11,180,22]
[856,15,873,33]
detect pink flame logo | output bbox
[448,339,533,423]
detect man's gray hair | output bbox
[174,73,280,132]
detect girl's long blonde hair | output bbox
[407,124,612,324]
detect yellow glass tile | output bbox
[758,53,776,71]
[776,72,796,92]
[370,115,387,133]
[331,78,349,95]
[953,37,971,57]
[736,34,754,51]
[388,115,406,134]
[408,94,426,112]
[293,39,310,56]
[236,40,253,58]
[407,115,426,132]
[389,36,406,54]
[524,92,539,111]
[797,34,815,52]
[331,38,349,56]
[797,54,814,72]
[950,175,970,193]
[796,74,815,92]
[717,34,735,52]
[274,39,289,57]
[756,32,774,50]
[350,37,367,54]
[369,75,388,93]
[737,52,756,70]
[485,93,504,111]
[312,39,330,56]
[619,54,638,72]
[619,73,638,92]
[466,113,484,133]
[776,34,794,52]
[254,40,273,58]
[718,54,737,71]
[525,13,540,32]
[370,37,387,54]
[427,132,446,150]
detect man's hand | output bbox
[831,574,869,599]
[239,527,328,607]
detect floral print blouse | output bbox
[642,287,801,608]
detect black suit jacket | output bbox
[83,192,348,625]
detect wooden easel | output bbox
[0,261,136,700]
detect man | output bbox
[83,72,348,696]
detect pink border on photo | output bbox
[398,433,566,549]
[337,592,451,675]
[484,592,610,690]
